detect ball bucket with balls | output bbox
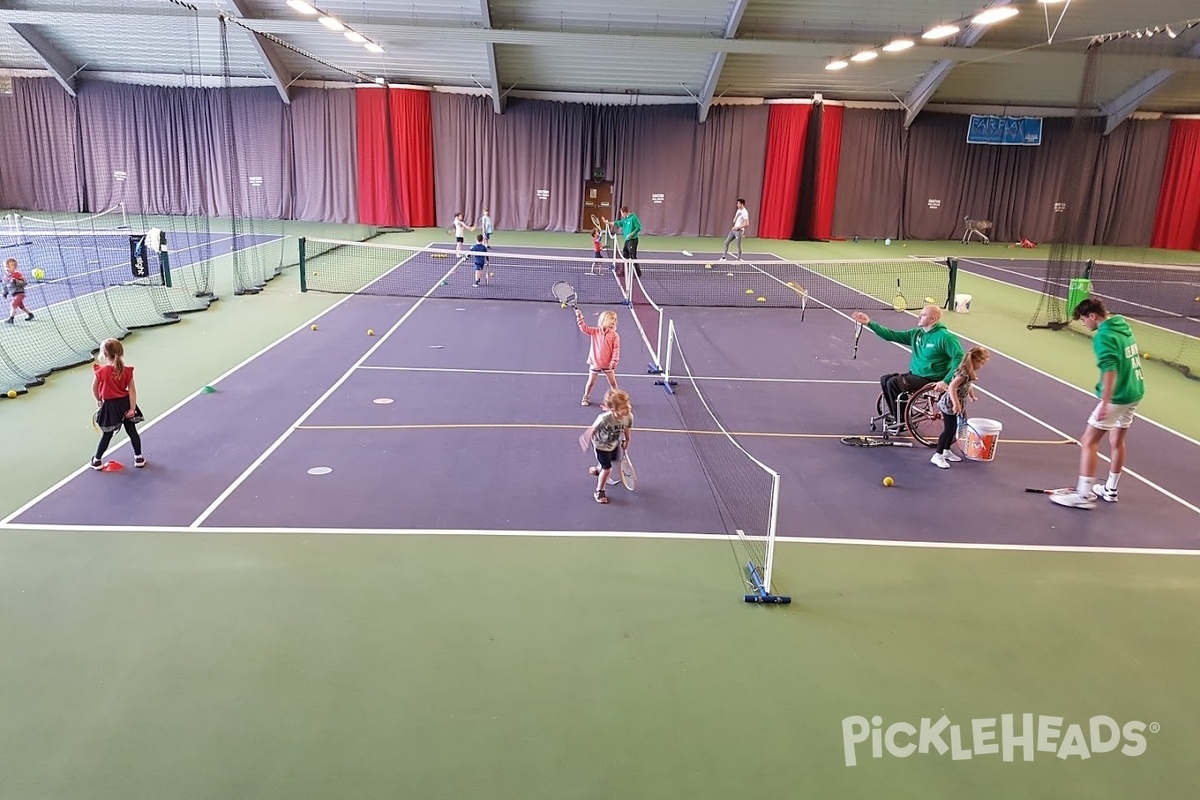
[959,418,1003,462]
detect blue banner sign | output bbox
[967,115,1043,146]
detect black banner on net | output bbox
[129,235,149,279]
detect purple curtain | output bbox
[0,78,84,211]
[291,88,357,224]
[832,109,905,240]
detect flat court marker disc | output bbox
[372,398,395,405]
[429,345,445,349]
[307,467,333,476]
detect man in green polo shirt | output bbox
[607,206,642,276]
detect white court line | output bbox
[0,522,1197,556]
[187,257,462,528]
[955,257,1200,448]
[357,364,875,384]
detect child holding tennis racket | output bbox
[3,258,34,324]
[586,388,633,504]
[575,308,620,406]
[91,338,145,470]
[931,346,990,469]
[451,212,474,253]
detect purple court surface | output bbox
[5,247,1198,552]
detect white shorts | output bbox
[1087,401,1138,430]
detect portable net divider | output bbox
[625,262,665,373]
[659,319,789,604]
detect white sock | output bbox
[1076,476,1094,495]
[1106,472,1121,491]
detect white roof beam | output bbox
[6,23,77,97]
[901,0,1012,127]
[1102,41,1200,135]
[697,0,749,123]
[224,0,292,104]
[478,0,503,114]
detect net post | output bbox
[946,257,958,310]
[298,237,308,293]
[119,202,129,230]
[654,319,678,393]
[160,237,173,288]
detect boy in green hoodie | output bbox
[1051,298,1146,510]
[852,305,965,435]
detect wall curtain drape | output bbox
[1151,119,1200,251]
[757,104,811,239]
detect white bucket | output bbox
[954,293,973,313]
[959,418,1002,462]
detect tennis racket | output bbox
[578,430,592,452]
[91,409,100,431]
[552,280,578,309]
[840,436,914,448]
[619,449,637,491]
[590,214,603,231]
[785,282,808,322]
[893,278,907,312]
[1024,487,1074,495]
[853,321,864,359]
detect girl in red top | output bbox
[575,308,620,406]
[91,338,145,469]
[3,258,34,324]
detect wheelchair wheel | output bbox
[905,385,944,447]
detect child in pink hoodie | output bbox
[575,308,620,406]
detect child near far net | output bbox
[585,388,633,504]
[591,226,604,260]
[92,337,146,470]
[931,346,990,470]
[575,308,620,406]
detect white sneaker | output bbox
[1050,491,1096,510]
[1092,484,1118,503]
[930,453,950,469]
[945,451,962,462]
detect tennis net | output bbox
[660,320,788,604]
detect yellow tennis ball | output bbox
[310,325,318,331]
[705,263,712,268]
[367,329,375,336]
[745,289,754,295]
[883,476,894,487]
[1142,353,1150,359]
[6,390,16,399]
[756,297,766,302]
[31,267,45,280]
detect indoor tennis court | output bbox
[2,2,1200,799]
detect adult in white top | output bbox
[720,198,749,260]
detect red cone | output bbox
[100,461,126,472]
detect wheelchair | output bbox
[869,383,945,447]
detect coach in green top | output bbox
[1051,297,1146,510]
[851,305,965,433]
[608,206,642,269]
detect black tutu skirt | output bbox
[95,397,144,433]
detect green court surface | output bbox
[1,228,1198,799]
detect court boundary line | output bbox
[0,521,1196,556]
[954,256,1200,449]
[0,274,385,527]
[357,364,876,385]
[187,257,463,528]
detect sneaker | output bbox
[1092,484,1118,503]
[945,451,962,463]
[1050,491,1096,510]
[89,458,103,470]
[930,453,950,469]
[594,489,609,504]
[134,455,146,469]
[718,256,727,261]
[25,313,33,321]
[4,317,12,325]
[472,280,480,287]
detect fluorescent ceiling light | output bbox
[286,0,319,14]
[923,24,961,40]
[318,16,345,31]
[882,38,915,52]
[1037,0,1065,4]
[972,7,1019,25]
[850,50,878,62]
[344,30,366,43]
[364,42,384,53]
[825,60,849,71]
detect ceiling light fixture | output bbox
[344,30,366,43]
[922,23,961,40]
[364,42,385,53]
[825,59,849,71]
[882,38,915,52]
[286,0,319,14]
[1165,25,1177,38]
[851,50,878,62]
[318,16,345,31]
[972,7,1019,26]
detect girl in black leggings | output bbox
[931,347,990,470]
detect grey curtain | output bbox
[0,78,84,211]
[291,88,357,224]
[832,109,905,240]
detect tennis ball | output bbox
[31,268,45,280]
[310,325,318,331]
[885,238,892,245]
[367,329,375,336]
[883,476,894,487]
[745,289,754,295]
[6,390,16,399]
[1143,353,1150,359]
[756,297,766,303]
[705,263,712,268]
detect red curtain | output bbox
[757,104,811,239]
[810,104,843,241]
[1151,119,1200,251]
[355,88,436,227]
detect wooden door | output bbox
[581,180,614,232]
